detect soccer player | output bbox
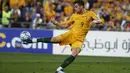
[23,0,101,73]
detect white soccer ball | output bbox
[20,31,31,41]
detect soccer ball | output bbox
[20,31,31,41]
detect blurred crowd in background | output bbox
[0,0,130,32]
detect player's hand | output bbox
[50,18,55,23]
[50,18,59,26]
[93,14,102,24]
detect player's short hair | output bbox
[74,0,84,7]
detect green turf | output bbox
[0,52,130,73]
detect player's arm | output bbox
[51,14,74,28]
[91,12,102,24]
[51,19,72,28]
[92,14,102,24]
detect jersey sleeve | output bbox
[66,14,75,24]
[60,14,74,25]
[90,11,97,20]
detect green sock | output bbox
[26,37,52,43]
[37,37,52,43]
[61,55,76,68]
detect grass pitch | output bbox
[0,52,130,73]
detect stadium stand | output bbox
[0,0,130,31]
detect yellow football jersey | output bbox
[68,11,97,41]
[58,11,97,46]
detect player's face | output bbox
[74,3,82,13]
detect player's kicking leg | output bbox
[22,37,61,44]
[55,48,81,73]
[15,37,55,48]
[22,37,81,73]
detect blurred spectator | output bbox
[0,0,2,25]
[30,8,37,21]
[105,21,114,31]
[10,0,26,8]
[88,0,97,9]
[2,5,11,28]
[64,2,73,17]
[122,0,130,11]
[32,13,42,29]
[21,11,32,28]
[126,10,130,21]
[115,7,123,20]
[100,8,110,22]
[11,4,21,17]
[123,22,130,32]
[0,0,129,31]
[114,22,121,31]
[3,0,10,7]
[121,16,127,31]
[20,5,27,21]
[53,0,64,21]
[35,1,42,13]
[11,4,21,28]
[85,0,90,10]
[41,4,47,24]
[44,0,56,22]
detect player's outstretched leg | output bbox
[55,48,80,73]
[23,37,59,44]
